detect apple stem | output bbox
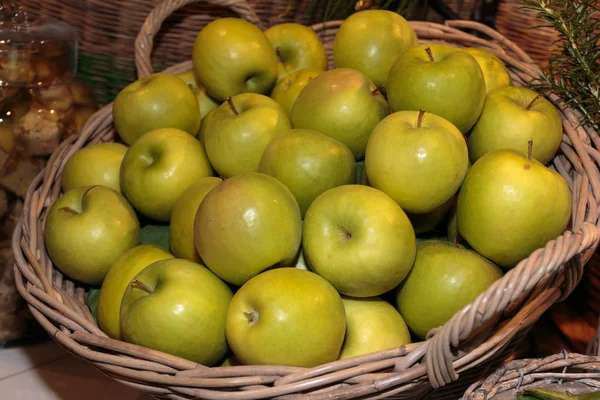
[417,109,426,128]
[528,140,533,161]
[371,85,383,96]
[226,97,239,115]
[244,311,258,324]
[82,185,98,201]
[275,47,284,63]
[59,207,79,215]
[453,234,459,248]
[525,94,542,110]
[131,279,153,294]
[425,47,434,62]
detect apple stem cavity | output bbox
[425,47,434,62]
[417,109,426,128]
[244,311,258,324]
[226,97,240,116]
[131,279,154,294]
[59,207,79,215]
[525,94,542,110]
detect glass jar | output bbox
[0,1,97,159]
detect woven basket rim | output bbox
[11,0,600,398]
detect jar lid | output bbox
[0,1,78,87]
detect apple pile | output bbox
[43,10,572,368]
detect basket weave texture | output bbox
[12,0,600,398]
[463,352,600,400]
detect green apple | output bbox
[170,177,223,262]
[175,70,220,122]
[365,110,469,214]
[467,86,563,165]
[265,23,327,82]
[61,142,128,194]
[44,185,140,285]
[407,195,454,235]
[303,184,416,297]
[192,18,279,101]
[121,258,233,366]
[195,172,302,286]
[113,72,201,145]
[387,44,486,134]
[258,128,356,217]
[396,240,502,339]
[333,10,417,87]
[339,296,411,360]
[226,268,346,367]
[202,93,291,178]
[291,68,389,160]
[457,148,572,268]
[97,244,174,340]
[197,107,217,147]
[463,47,511,93]
[120,128,213,222]
[270,68,324,117]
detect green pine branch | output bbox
[522,0,600,131]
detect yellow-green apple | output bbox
[97,244,173,340]
[192,18,278,101]
[61,142,128,194]
[258,128,356,217]
[407,195,454,235]
[291,68,389,160]
[197,108,217,147]
[303,184,416,297]
[386,44,486,133]
[463,47,511,93]
[226,268,346,367]
[120,258,233,366]
[270,68,323,117]
[170,177,223,262]
[333,10,417,87]
[467,86,563,165]
[120,128,213,222]
[44,185,140,285]
[365,110,469,214]
[202,93,291,178]
[195,172,302,286]
[175,70,220,123]
[339,296,411,360]
[457,147,572,268]
[264,23,327,82]
[113,72,201,145]
[396,240,503,339]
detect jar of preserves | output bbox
[0,1,97,160]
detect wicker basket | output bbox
[462,352,600,399]
[12,0,600,398]
[494,0,561,69]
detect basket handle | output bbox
[134,0,265,79]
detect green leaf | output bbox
[140,224,171,252]
[86,288,100,321]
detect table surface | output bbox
[0,338,154,399]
